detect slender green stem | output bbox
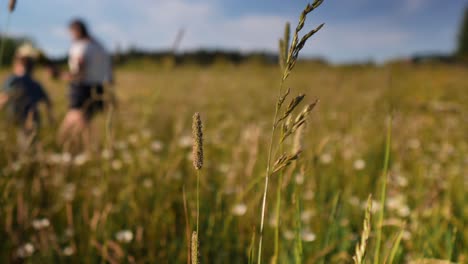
[0,13,11,68]
[257,79,285,264]
[196,170,200,234]
[105,103,114,149]
[374,117,392,264]
[319,192,341,264]
[293,186,303,264]
[272,172,283,263]
[386,227,404,264]
[273,128,287,263]
[448,227,457,262]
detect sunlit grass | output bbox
[0,61,466,263]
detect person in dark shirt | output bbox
[0,54,53,149]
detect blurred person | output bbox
[0,43,53,151]
[58,18,114,151]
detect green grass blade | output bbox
[374,116,392,264]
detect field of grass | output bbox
[0,61,467,263]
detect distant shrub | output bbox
[0,35,32,67]
[457,6,468,58]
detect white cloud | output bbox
[58,0,290,53]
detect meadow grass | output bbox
[0,59,466,263]
[257,2,324,263]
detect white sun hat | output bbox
[15,43,41,60]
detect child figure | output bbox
[0,44,53,150]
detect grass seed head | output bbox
[191,231,199,264]
[293,125,305,154]
[192,112,204,170]
[353,195,372,264]
[8,0,16,12]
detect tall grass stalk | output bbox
[8,0,15,12]
[191,112,203,264]
[248,230,256,264]
[272,171,283,263]
[0,12,12,68]
[385,227,404,264]
[272,127,290,263]
[257,2,324,263]
[257,61,285,264]
[293,193,303,264]
[374,116,392,264]
[0,0,15,67]
[191,231,199,264]
[447,227,457,263]
[353,195,373,264]
[183,186,191,264]
[196,170,200,233]
[319,192,341,264]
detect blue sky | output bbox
[5,0,467,63]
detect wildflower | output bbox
[91,187,102,197]
[218,163,230,173]
[231,203,247,216]
[128,133,139,145]
[65,228,74,238]
[115,141,128,150]
[353,159,366,171]
[73,153,89,166]
[386,195,404,210]
[295,173,305,185]
[300,210,314,222]
[320,153,332,164]
[398,206,411,218]
[61,152,72,164]
[387,195,411,218]
[62,183,76,202]
[301,230,316,242]
[178,135,192,148]
[283,230,295,241]
[349,196,360,207]
[101,149,113,160]
[17,243,35,258]
[395,175,408,187]
[150,140,164,153]
[402,230,412,241]
[269,215,278,227]
[32,218,50,230]
[63,246,75,256]
[143,178,153,189]
[116,230,133,243]
[111,159,123,171]
[408,138,421,150]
